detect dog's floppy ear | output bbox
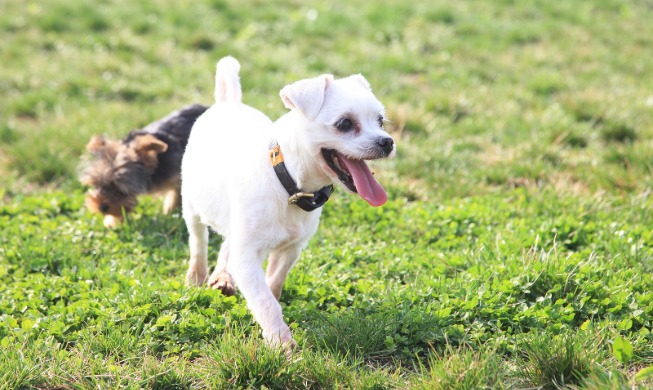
[346,74,372,91]
[134,134,168,170]
[86,135,107,153]
[280,74,333,120]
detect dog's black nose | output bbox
[99,203,110,213]
[377,137,394,154]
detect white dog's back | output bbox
[181,58,274,234]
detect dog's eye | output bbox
[377,115,384,128]
[335,118,354,132]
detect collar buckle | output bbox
[269,140,334,212]
[288,192,315,205]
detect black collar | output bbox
[269,141,334,212]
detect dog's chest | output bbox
[267,210,321,249]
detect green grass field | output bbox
[2,0,653,388]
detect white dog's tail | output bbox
[214,56,242,103]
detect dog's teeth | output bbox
[333,157,342,170]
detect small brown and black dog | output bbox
[79,104,208,228]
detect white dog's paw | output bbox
[264,327,297,356]
[263,330,299,358]
[185,268,207,286]
[281,338,298,358]
[208,270,236,296]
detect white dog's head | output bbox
[280,74,395,207]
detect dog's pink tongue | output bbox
[340,156,388,206]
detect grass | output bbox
[1,0,653,388]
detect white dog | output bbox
[181,56,395,348]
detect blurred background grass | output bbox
[1,0,652,200]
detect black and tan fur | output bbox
[79,104,208,227]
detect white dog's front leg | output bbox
[227,246,295,349]
[265,243,303,300]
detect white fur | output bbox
[214,56,242,103]
[181,56,395,348]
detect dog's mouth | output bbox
[321,148,388,206]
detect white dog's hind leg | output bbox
[265,243,303,300]
[184,214,209,286]
[208,238,236,296]
[227,244,295,349]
